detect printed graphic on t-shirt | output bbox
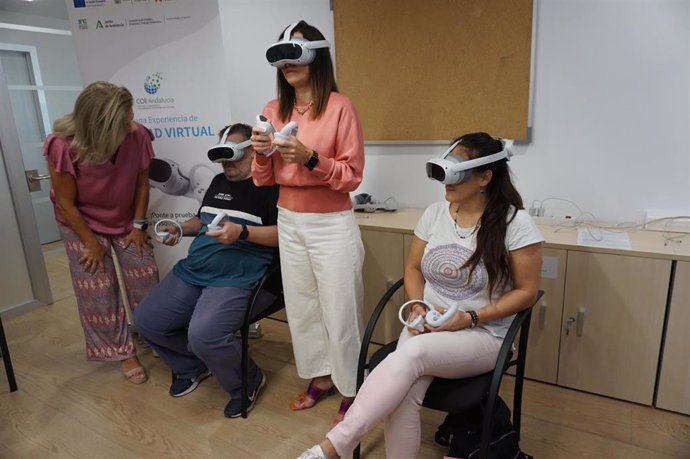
[213,192,233,201]
[422,243,487,301]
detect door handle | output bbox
[576,308,585,336]
[25,169,51,192]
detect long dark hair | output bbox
[276,20,338,122]
[456,132,524,296]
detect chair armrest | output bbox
[356,277,405,390]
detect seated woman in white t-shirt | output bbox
[299,132,544,459]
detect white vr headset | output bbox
[425,138,514,185]
[207,128,252,163]
[265,22,330,68]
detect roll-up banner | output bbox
[64,0,230,275]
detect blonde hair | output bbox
[53,81,134,166]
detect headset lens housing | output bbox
[266,43,304,67]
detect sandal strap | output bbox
[306,381,333,400]
[337,398,354,415]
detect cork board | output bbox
[333,0,533,141]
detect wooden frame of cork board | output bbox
[333,0,533,141]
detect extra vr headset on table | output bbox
[207,128,252,163]
[265,22,330,68]
[425,138,514,185]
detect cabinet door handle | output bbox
[538,302,547,330]
[576,308,585,336]
[564,316,576,335]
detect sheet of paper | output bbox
[576,228,632,249]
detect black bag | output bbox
[435,397,532,459]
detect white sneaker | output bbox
[297,445,329,459]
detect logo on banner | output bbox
[144,72,163,95]
[73,0,106,7]
[78,19,88,30]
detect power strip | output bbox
[644,216,690,234]
[532,216,578,226]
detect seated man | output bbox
[134,123,278,418]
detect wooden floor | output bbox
[0,243,689,458]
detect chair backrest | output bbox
[245,258,285,323]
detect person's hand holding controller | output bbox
[156,223,181,246]
[206,221,243,245]
[251,115,276,156]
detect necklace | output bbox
[452,204,480,239]
[294,101,313,115]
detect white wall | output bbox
[218,0,334,125]
[359,0,690,222]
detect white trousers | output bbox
[278,207,364,396]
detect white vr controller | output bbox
[255,115,298,157]
[207,212,227,231]
[154,218,183,245]
[398,299,461,332]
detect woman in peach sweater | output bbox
[251,20,364,424]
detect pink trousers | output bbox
[59,224,159,361]
[327,326,502,459]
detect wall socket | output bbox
[528,206,545,217]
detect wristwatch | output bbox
[133,219,149,230]
[304,150,319,171]
[239,223,249,240]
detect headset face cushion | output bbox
[266,43,308,67]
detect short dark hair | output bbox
[218,123,252,142]
[276,20,338,122]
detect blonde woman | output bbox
[44,81,159,383]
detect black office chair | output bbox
[354,278,543,459]
[0,314,18,392]
[238,259,285,418]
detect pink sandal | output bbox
[123,366,148,384]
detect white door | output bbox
[0,46,80,244]
[0,59,52,313]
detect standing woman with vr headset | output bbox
[251,20,365,425]
[299,133,543,459]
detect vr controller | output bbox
[207,212,227,231]
[255,115,298,156]
[398,299,461,332]
[154,219,183,245]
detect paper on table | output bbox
[576,228,632,249]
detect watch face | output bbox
[305,152,319,170]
